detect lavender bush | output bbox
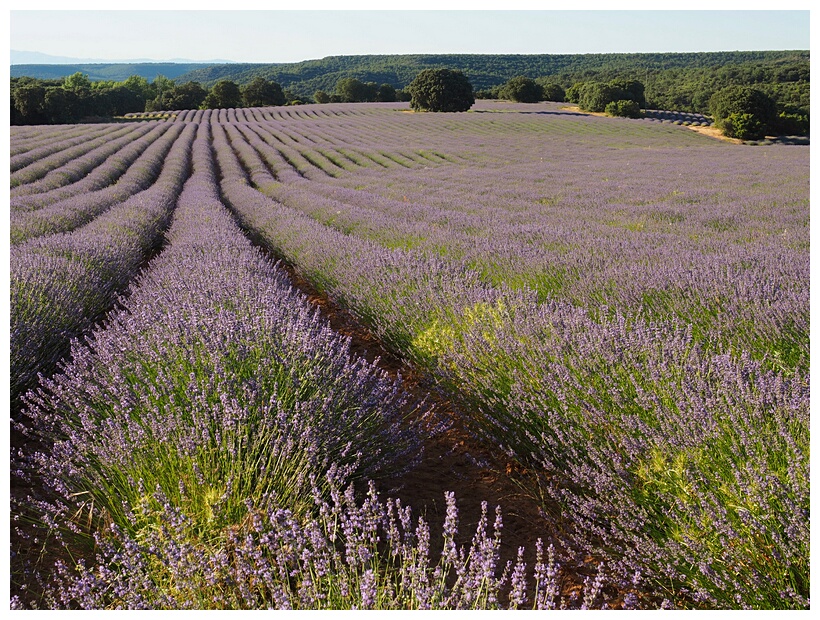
[10,123,196,410]
[13,122,435,609]
[10,101,808,609]
[10,124,184,243]
[14,480,605,610]
[206,102,808,608]
[434,302,809,608]
[11,124,120,172]
[11,124,140,187]
[11,124,89,156]
[10,123,159,201]
[10,123,171,211]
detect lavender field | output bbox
[10,101,809,609]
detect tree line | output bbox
[11,72,417,125]
[10,73,293,125]
[178,51,808,121]
[487,74,807,139]
[11,61,809,139]
[170,51,807,102]
[12,50,808,119]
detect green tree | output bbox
[609,78,646,108]
[122,75,151,99]
[313,90,331,104]
[364,82,379,101]
[721,113,766,140]
[474,87,500,100]
[565,83,583,104]
[376,83,397,102]
[500,76,543,103]
[63,72,91,95]
[539,83,565,102]
[772,110,809,136]
[147,75,176,111]
[577,82,619,112]
[12,84,46,123]
[407,68,474,113]
[575,80,645,113]
[242,77,286,107]
[202,80,243,109]
[709,85,777,139]
[283,88,304,105]
[117,75,150,112]
[335,77,375,103]
[164,81,208,111]
[605,99,642,118]
[42,87,78,124]
[106,85,146,116]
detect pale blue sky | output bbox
[9,6,811,64]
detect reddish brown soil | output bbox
[9,257,603,608]
[282,264,599,603]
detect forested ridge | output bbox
[174,51,808,111]
[11,62,217,82]
[11,50,808,124]
[10,100,809,611]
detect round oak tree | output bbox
[376,83,397,102]
[709,85,777,140]
[242,77,286,108]
[605,99,642,118]
[313,90,331,104]
[539,82,565,103]
[577,82,621,113]
[202,80,243,110]
[407,68,474,112]
[164,81,208,111]
[335,77,377,103]
[501,76,543,103]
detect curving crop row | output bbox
[10,124,113,164]
[231,122,305,183]
[10,123,165,202]
[10,124,95,157]
[10,122,197,410]
[10,123,187,244]
[10,124,139,184]
[19,119,422,521]
[211,106,810,609]
[10,123,173,213]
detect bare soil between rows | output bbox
[279,263,603,603]
[10,233,604,608]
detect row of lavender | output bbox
[10,124,188,244]
[10,102,809,607]
[206,103,809,608]
[11,124,162,205]
[10,123,196,410]
[213,105,808,375]
[11,125,148,189]
[11,123,131,173]
[12,121,593,610]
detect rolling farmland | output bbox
[10,101,809,609]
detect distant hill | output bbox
[171,51,809,97]
[11,50,237,65]
[10,51,808,119]
[12,51,808,94]
[10,62,229,82]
